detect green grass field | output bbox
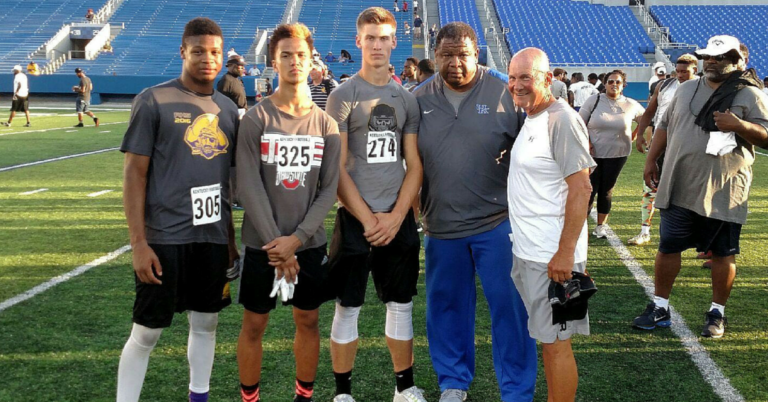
[1,110,767,402]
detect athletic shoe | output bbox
[632,302,671,330]
[1,122,10,127]
[702,260,712,269]
[697,251,712,260]
[94,117,100,127]
[394,387,427,402]
[701,309,726,338]
[592,225,607,239]
[23,122,30,127]
[416,221,424,233]
[439,389,467,402]
[627,233,650,246]
[333,395,356,402]
[232,202,244,211]
[74,122,84,127]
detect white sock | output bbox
[117,324,163,402]
[641,225,651,236]
[187,312,218,393]
[710,303,725,316]
[653,296,669,310]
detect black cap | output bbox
[75,68,83,73]
[226,55,246,66]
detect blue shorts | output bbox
[658,204,741,257]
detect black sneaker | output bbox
[94,117,99,127]
[633,302,671,330]
[23,122,30,127]
[1,122,10,127]
[74,122,84,127]
[701,309,726,338]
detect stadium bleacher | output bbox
[0,0,109,73]
[494,0,653,65]
[54,0,286,76]
[299,0,414,77]
[650,5,768,77]
[438,0,486,46]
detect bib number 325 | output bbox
[367,131,397,164]
[191,183,222,226]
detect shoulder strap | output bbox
[659,77,676,93]
[586,93,600,124]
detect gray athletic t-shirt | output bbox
[120,78,240,245]
[579,94,644,158]
[550,79,567,100]
[656,78,768,224]
[79,76,92,102]
[236,98,341,251]
[326,74,420,212]
[414,67,524,239]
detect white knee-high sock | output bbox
[187,312,218,393]
[117,324,162,402]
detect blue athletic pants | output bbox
[425,220,537,401]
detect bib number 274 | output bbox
[191,183,222,226]
[367,131,397,164]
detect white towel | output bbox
[706,131,738,156]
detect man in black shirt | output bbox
[217,55,248,118]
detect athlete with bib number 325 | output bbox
[235,23,341,402]
[117,18,240,402]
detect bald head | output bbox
[509,47,550,75]
[507,47,554,114]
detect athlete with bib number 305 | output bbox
[324,7,426,402]
[117,18,240,402]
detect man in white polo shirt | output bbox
[2,65,31,127]
[507,47,596,402]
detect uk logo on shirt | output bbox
[476,104,489,115]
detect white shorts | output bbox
[511,255,590,343]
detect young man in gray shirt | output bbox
[413,22,536,402]
[118,18,240,402]
[633,36,768,338]
[73,68,99,127]
[324,7,425,402]
[235,23,340,402]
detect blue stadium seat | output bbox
[0,0,110,72]
[299,0,415,78]
[650,5,767,77]
[493,0,653,65]
[55,0,286,76]
[438,0,486,46]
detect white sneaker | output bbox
[627,233,650,246]
[333,394,356,402]
[592,225,607,239]
[439,389,467,402]
[394,386,427,402]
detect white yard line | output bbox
[19,188,48,195]
[0,121,127,137]
[0,245,132,313]
[756,150,767,157]
[592,212,744,402]
[87,189,114,197]
[0,147,119,173]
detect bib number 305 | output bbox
[191,183,222,226]
[367,131,397,164]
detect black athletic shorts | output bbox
[325,207,420,307]
[238,245,328,313]
[133,243,231,329]
[11,96,28,112]
[658,204,742,257]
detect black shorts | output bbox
[11,97,28,112]
[658,204,742,257]
[238,245,328,313]
[325,207,420,307]
[133,243,231,329]
[76,99,90,113]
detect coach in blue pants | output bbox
[413,22,537,402]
